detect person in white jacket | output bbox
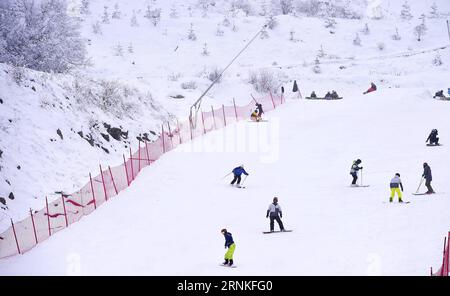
[266,197,285,232]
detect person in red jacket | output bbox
[363,82,377,94]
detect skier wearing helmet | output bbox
[350,159,363,186]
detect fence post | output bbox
[201,110,206,135]
[144,140,151,165]
[222,104,227,126]
[269,91,276,109]
[89,173,97,209]
[123,154,130,187]
[30,208,38,245]
[177,119,182,144]
[138,140,141,172]
[162,125,166,153]
[61,194,68,227]
[99,165,108,202]
[442,236,447,276]
[446,232,450,276]
[108,166,118,195]
[167,122,174,149]
[211,106,217,130]
[129,147,135,181]
[10,219,21,254]
[233,98,238,121]
[46,196,51,236]
[189,117,193,140]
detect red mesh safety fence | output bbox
[0,93,283,259]
[431,232,449,276]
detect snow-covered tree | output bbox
[112,3,121,19]
[267,15,278,29]
[414,24,425,41]
[400,1,413,20]
[223,17,231,27]
[145,6,161,26]
[80,0,90,15]
[231,0,253,16]
[279,0,293,15]
[317,45,325,58]
[102,6,110,24]
[260,28,269,39]
[113,43,124,56]
[92,21,102,35]
[216,24,224,36]
[391,28,401,40]
[324,18,337,28]
[232,22,238,32]
[432,51,443,66]
[362,23,370,35]
[0,0,87,73]
[188,23,197,41]
[128,43,134,54]
[131,11,139,27]
[201,43,209,56]
[289,29,296,41]
[353,33,361,46]
[170,5,178,18]
[430,2,438,18]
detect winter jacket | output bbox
[426,131,438,142]
[266,203,282,218]
[350,162,362,173]
[423,165,432,181]
[256,103,264,115]
[224,232,234,248]
[232,167,249,176]
[390,176,404,191]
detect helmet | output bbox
[221,228,227,234]
[356,159,361,163]
[432,129,437,133]
[395,173,400,177]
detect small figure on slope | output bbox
[389,173,404,203]
[350,159,363,186]
[426,129,439,146]
[331,90,340,99]
[266,197,285,232]
[324,91,332,100]
[363,82,377,94]
[230,165,249,187]
[255,102,264,117]
[422,162,435,194]
[221,228,236,266]
[310,91,317,98]
[433,90,445,99]
[250,109,262,122]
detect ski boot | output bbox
[228,259,233,266]
[222,259,229,265]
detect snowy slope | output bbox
[1,86,450,275]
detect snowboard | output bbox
[349,185,370,187]
[247,120,268,122]
[219,264,237,268]
[426,144,443,146]
[412,192,436,196]
[305,97,343,100]
[383,201,410,204]
[262,230,293,234]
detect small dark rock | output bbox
[5,179,10,185]
[77,131,83,138]
[101,147,110,154]
[0,149,2,158]
[57,129,63,140]
[150,131,157,136]
[8,119,12,123]
[0,197,6,205]
[0,98,3,104]
[84,134,95,147]
[108,127,123,141]
[17,165,21,170]
[100,133,110,142]
[8,192,14,200]
[31,86,36,92]
[30,79,35,82]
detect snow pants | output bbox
[224,243,236,260]
[425,179,434,193]
[231,175,241,185]
[390,188,403,202]
[270,216,284,231]
[350,172,358,185]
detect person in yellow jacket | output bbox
[250,109,261,122]
[389,173,404,203]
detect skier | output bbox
[422,162,435,194]
[250,109,261,122]
[363,82,377,94]
[230,165,249,187]
[255,102,264,117]
[350,159,363,186]
[266,197,285,232]
[221,229,235,266]
[389,173,404,203]
[433,90,445,99]
[426,129,439,146]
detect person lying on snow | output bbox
[250,109,262,122]
[363,82,377,94]
[426,129,439,145]
[433,90,445,99]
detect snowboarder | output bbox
[250,109,261,122]
[266,197,285,232]
[389,173,404,203]
[324,91,332,100]
[221,228,235,266]
[331,90,339,99]
[255,102,264,117]
[422,162,435,194]
[350,159,363,186]
[426,129,439,146]
[292,80,301,98]
[363,82,377,94]
[230,165,249,187]
[433,90,445,99]
[310,91,317,98]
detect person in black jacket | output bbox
[426,129,439,145]
[422,162,435,194]
[221,229,236,266]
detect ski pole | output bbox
[241,175,248,186]
[222,172,232,179]
[360,168,363,186]
[415,177,424,193]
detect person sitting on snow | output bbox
[310,91,317,98]
[331,90,339,99]
[426,129,439,146]
[250,109,261,122]
[363,82,377,94]
[433,90,445,99]
[324,91,332,100]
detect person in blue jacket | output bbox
[230,165,249,187]
[221,228,236,266]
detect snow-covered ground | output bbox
[1,87,450,275]
[1,0,450,274]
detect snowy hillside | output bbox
[0,0,450,275]
[1,88,450,275]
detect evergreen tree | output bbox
[400,1,413,20]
